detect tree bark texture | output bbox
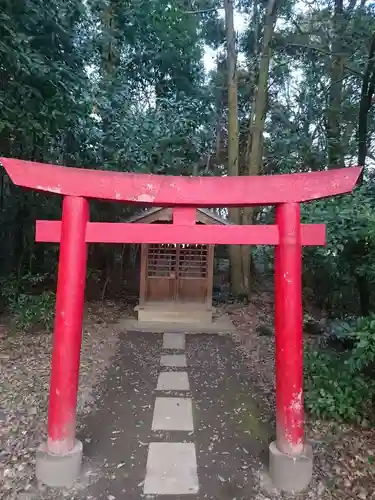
[224,0,247,296]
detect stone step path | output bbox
[144,333,199,495]
[67,331,270,500]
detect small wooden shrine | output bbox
[128,207,227,324]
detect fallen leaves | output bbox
[221,291,375,500]
[0,301,123,499]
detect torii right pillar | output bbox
[270,202,312,493]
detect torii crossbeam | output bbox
[0,157,361,493]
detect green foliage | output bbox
[348,315,375,372]
[302,181,375,315]
[0,0,92,165]
[326,319,354,343]
[10,292,55,332]
[304,347,374,422]
[305,315,375,423]
[108,92,216,175]
[0,274,55,332]
[0,0,217,299]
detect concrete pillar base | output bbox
[269,441,313,493]
[36,440,83,488]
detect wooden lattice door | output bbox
[146,243,177,302]
[145,243,209,303]
[177,244,208,303]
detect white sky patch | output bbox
[203,46,218,73]
[203,10,248,73]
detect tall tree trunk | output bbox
[246,0,278,175]
[100,0,122,165]
[215,57,224,164]
[353,31,375,314]
[224,0,246,296]
[242,0,280,295]
[357,32,375,170]
[326,0,345,168]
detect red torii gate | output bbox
[1,157,361,493]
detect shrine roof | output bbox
[124,207,229,225]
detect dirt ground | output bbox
[1,294,374,499]
[1,302,125,499]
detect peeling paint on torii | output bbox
[0,157,361,492]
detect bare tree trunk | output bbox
[326,0,345,168]
[224,0,246,296]
[357,32,375,170]
[246,0,278,175]
[100,0,122,165]
[242,0,280,296]
[225,0,238,177]
[215,56,224,164]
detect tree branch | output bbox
[183,7,218,14]
[284,42,363,77]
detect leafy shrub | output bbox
[301,183,375,316]
[323,318,356,350]
[348,315,375,372]
[304,348,374,422]
[304,315,375,423]
[0,273,55,332]
[326,319,353,340]
[9,291,55,331]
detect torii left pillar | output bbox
[36,196,89,487]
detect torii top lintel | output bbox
[0,158,361,207]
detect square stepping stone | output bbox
[163,333,185,350]
[156,371,189,391]
[144,442,199,495]
[152,397,194,431]
[160,354,187,367]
